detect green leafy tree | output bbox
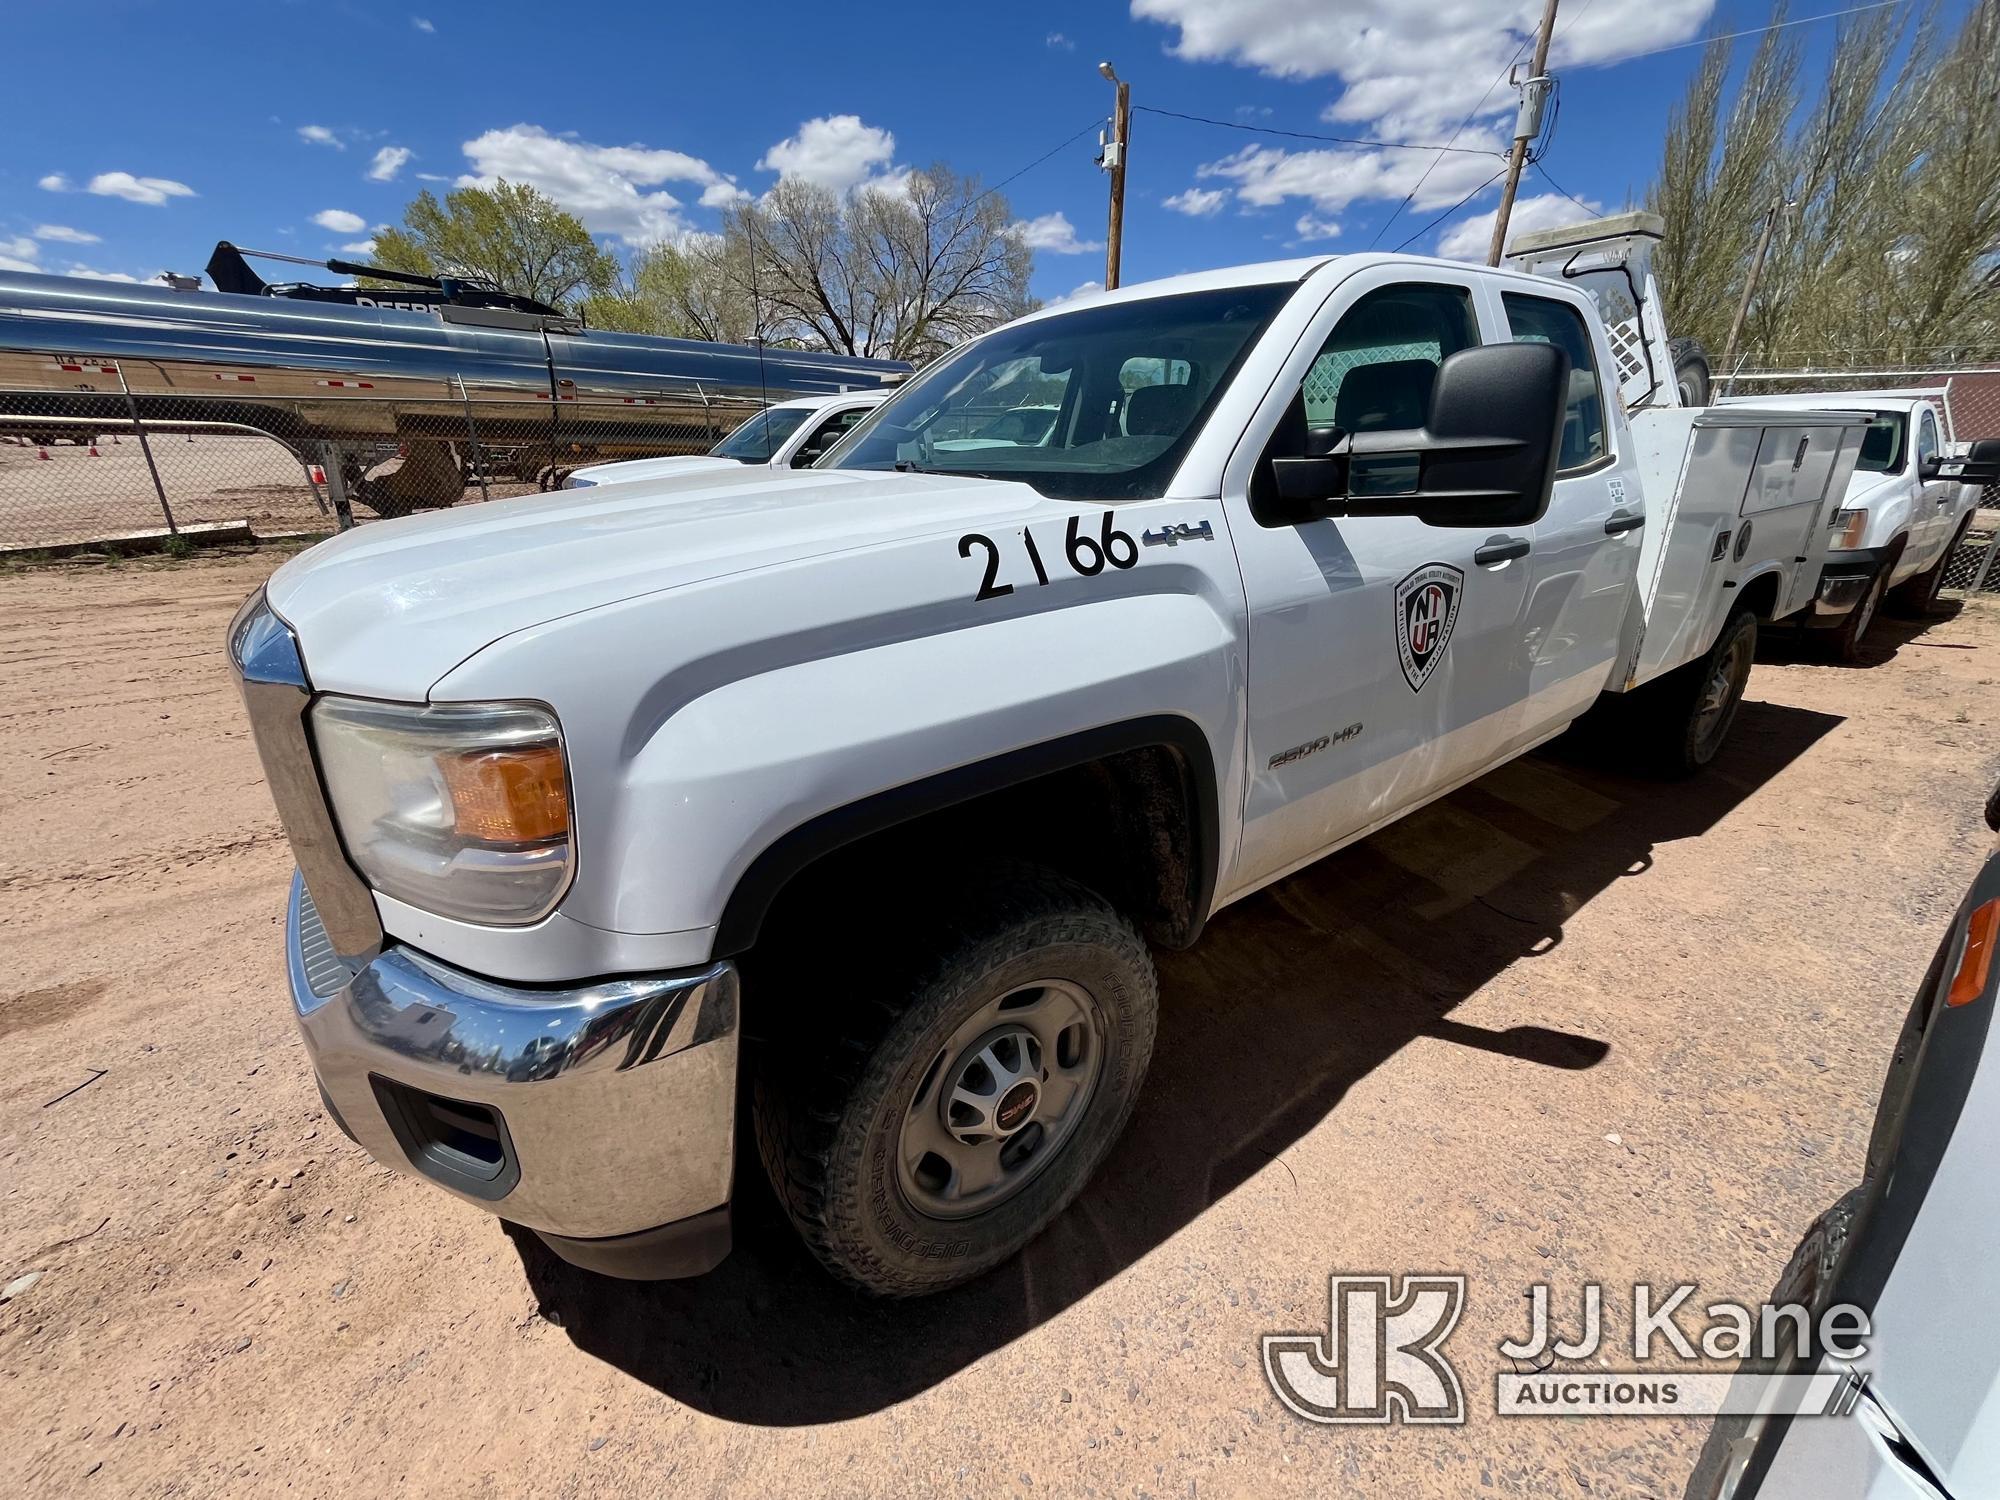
[1652,0,2000,373]
[370,180,619,311]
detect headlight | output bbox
[309,697,573,925]
[1830,507,1868,549]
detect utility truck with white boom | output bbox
[231,213,1869,1295]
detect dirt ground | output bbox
[2,550,1995,1499]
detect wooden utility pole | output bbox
[1100,62,1131,290]
[1719,200,1783,395]
[1487,0,1561,267]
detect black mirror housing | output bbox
[1267,342,1568,528]
[1932,437,2000,489]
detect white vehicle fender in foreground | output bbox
[429,504,1249,975]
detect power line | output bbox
[1131,104,1505,157]
[971,117,1109,211]
[1531,160,1596,216]
[1605,0,1906,65]
[1369,0,1596,249]
[1394,166,1511,253]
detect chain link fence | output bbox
[1725,364,2000,600]
[0,371,764,552]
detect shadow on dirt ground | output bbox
[1757,599,1971,670]
[510,697,1844,1425]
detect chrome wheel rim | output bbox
[897,979,1103,1221]
[1694,625,1753,752]
[1853,574,1882,638]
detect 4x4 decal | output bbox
[1395,563,1463,693]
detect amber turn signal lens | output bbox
[1947,897,2000,1008]
[439,745,570,845]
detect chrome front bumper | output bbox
[286,871,740,1262]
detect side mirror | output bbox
[1269,342,1568,528]
[1928,438,2000,488]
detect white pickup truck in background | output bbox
[1720,390,1982,658]
[231,213,1872,1296]
[563,390,889,488]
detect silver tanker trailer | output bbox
[0,247,908,516]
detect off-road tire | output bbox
[753,864,1159,1297]
[1640,606,1757,775]
[1888,515,1972,618]
[1670,336,1712,407]
[1681,1186,1864,1500]
[1830,567,1888,662]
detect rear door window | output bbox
[1501,292,1609,474]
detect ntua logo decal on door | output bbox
[1395,562,1463,692]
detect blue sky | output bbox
[0,1,1961,303]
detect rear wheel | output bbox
[754,864,1158,1297]
[1830,567,1888,662]
[1888,515,1971,618]
[1670,336,1711,407]
[1640,607,1757,775]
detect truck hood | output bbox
[1839,469,1903,508]
[265,464,1035,699]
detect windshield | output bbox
[712,406,812,462]
[1855,413,1907,473]
[824,283,1293,500]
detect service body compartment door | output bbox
[1742,424,1844,616]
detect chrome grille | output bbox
[297,882,356,998]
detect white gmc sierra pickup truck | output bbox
[1722,390,1984,658]
[230,214,1871,1296]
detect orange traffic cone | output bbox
[37,446,51,460]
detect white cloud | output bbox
[312,208,367,234]
[1291,212,1342,243]
[1,236,40,261]
[758,115,896,194]
[65,266,141,282]
[0,256,38,274]
[457,123,739,244]
[34,224,100,244]
[415,172,452,182]
[1047,280,1104,306]
[87,172,196,205]
[700,181,753,209]
[1163,186,1227,217]
[38,173,70,192]
[1195,140,1503,218]
[411,15,435,31]
[367,146,412,182]
[1046,32,1075,50]
[1436,191,1598,261]
[339,239,379,256]
[1009,211,1102,255]
[1134,0,1714,142]
[298,124,344,150]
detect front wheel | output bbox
[1889,515,1972,618]
[1830,567,1888,662]
[754,864,1159,1297]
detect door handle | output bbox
[1604,511,1645,536]
[1474,537,1530,566]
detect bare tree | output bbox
[581,237,767,343]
